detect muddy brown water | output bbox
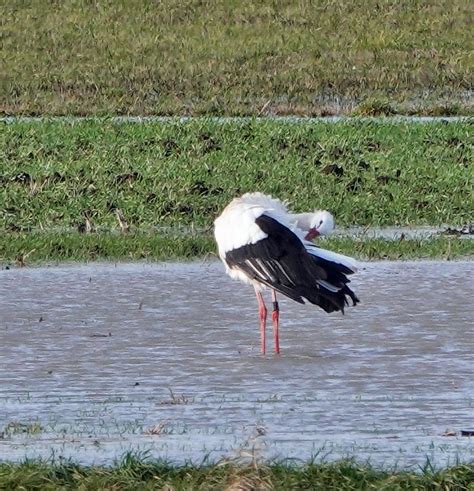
[0,261,473,468]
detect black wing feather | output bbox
[225,214,359,313]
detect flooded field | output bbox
[0,261,473,468]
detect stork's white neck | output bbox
[289,213,314,231]
[289,210,335,236]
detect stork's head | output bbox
[305,210,335,240]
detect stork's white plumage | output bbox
[214,192,359,354]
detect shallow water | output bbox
[0,261,473,468]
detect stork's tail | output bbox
[304,245,360,313]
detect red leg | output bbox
[255,288,267,354]
[272,289,280,354]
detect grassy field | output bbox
[1,1,472,116]
[1,118,473,263]
[1,119,472,229]
[1,457,473,490]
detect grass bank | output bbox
[1,233,472,266]
[1,457,473,490]
[1,1,472,116]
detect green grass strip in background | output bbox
[1,233,472,265]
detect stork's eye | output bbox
[318,220,323,226]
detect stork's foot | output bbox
[272,300,280,355]
[255,289,267,355]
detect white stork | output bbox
[214,192,359,354]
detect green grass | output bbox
[1,233,472,265]
[1,1,473,116]
[0,232,214,265]
[1,119,473,230]
[1,119,472,263]
[0,456,473,490]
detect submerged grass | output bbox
[1,119,473,231]
[0,232,472,265]
[0,456,473,490]
[1,0,473,116]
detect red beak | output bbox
[304,227,320,241]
